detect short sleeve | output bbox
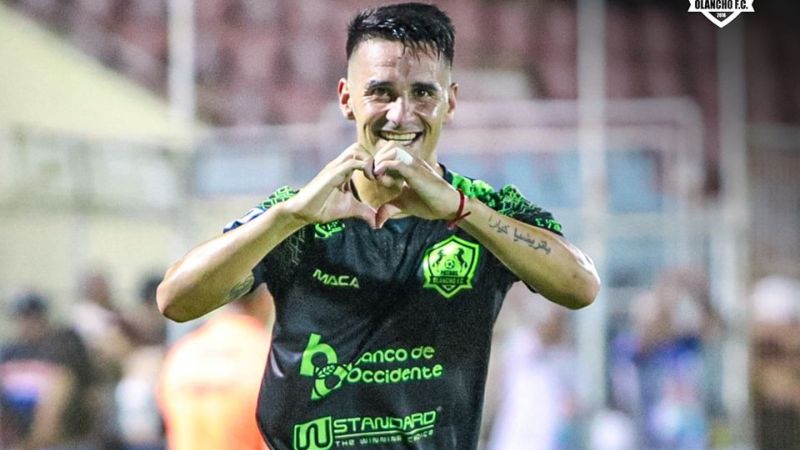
[449,172,563,236]
[223,186,312,293]
[484,185,563,236]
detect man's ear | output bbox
[445,82,458,123]
[338,78,355,120]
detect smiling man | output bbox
[156,3,600,450]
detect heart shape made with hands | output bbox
[375,200,404,229]
[336,144,451,229]
[362,183,437,230]
[345,176,407,229]
[335,170,415,229]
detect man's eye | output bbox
[370,88,393,99]
[414,88,433,98]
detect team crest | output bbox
[422,235,480,299]
[688,0,754,28]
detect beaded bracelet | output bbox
[446,189,472,230]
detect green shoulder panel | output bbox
[259,186,345,239]
[450,172,498,207]
[496,185,563,234]
[450,170,563,235]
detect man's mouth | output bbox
[377,130,421,145]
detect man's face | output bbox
[338,39,457,164]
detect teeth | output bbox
[379,131,417,141]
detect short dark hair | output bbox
[346,2,455,66]
[9,291,49,317]
[139,274,162,304]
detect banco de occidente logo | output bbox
[299,333,444,400]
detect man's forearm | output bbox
[457,198,600,309]
[157,202,306,322]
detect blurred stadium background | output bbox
[0,0,798,449]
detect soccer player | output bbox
[157,3,600,449]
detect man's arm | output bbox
[156,204,305,322]
[157,144,376,322]
[458,199,599,309]
[372,145,600,310]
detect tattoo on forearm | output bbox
[225,273,255,302]
[488,217,509,234]
[489,217,551,254]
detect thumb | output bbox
[375,202,402,229]
[350,201,378,229]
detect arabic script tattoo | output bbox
[489,217,552,255]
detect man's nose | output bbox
[386,95,412,124]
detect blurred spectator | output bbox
[0,291,95,450]
[157,283,273,450]
[613,267,719,450]
[750,274,800,450]
[588,409,636,450]
[71,271,135,381]
[122,274,167,347]
[70,270,136,449]
[486,299,583,450]
[115,347,165,450]
[115,274,169,450]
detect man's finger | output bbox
[318,157,369,190]
[373,144,415,166]
[373,159,411,179]
[375,201,403,229]
[372,141,401,164]
[350,201,378,229]
[374,140,395,155]
[330,143,372,167]
[364,156,376,180]
[394,148,414,165]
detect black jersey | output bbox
[224,167,563,450]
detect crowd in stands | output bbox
[3,0,798,134]
[483,267,725,450]
[0,268,277,450]
[1,271,168,450]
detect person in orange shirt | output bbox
[157,284,273,450]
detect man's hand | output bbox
[371,142,460,228]
[158,144,382,322]
[285,143,378,228]
[286,141,461,229]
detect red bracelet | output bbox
[447,189,472,230]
